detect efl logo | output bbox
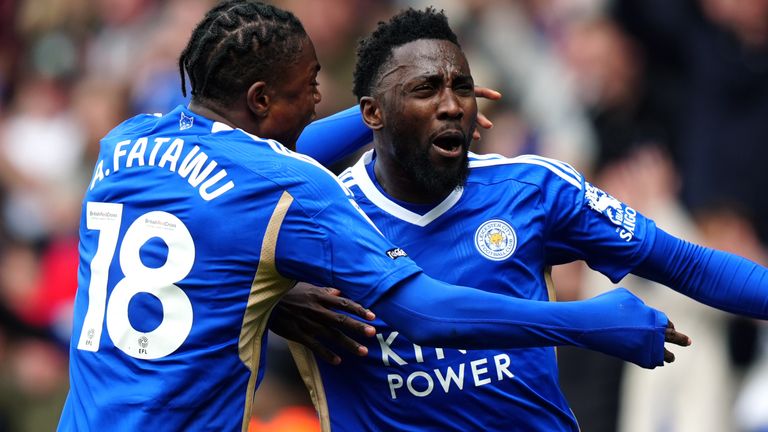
[386,248,408,260]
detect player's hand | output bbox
[473,86,502,141]
[269,282,376,365]
[663,320,692,363]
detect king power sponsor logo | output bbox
[375,331,515,399]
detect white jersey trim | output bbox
[349,150,464,227]
[211,122,233,133]
[468,153,582,190]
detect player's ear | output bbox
[360,96,383,131]
[246,81,270,118]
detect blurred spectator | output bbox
[278,0,395,116]
[128,0,212,114]
[591,148,736,432]
[735,328,768,432]
[250,336,320,432]
[0,77,86,242]
[613,4,768,431]
[461,0,600,173]
[84,0,159,83]
[613,0,768,246]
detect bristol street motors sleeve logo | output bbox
[386,248,408,259]
[474,219,517,261]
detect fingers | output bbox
[299,334,342,365]
[328,311,376,337]
[322,287,342,297]
[296,321,370,364]
[665,320,692,347]
[473,86,500,141]
[325,327,369,358]
[474,114,492,141]
[474,86,502,101]
[319,288,376,321]
[663,320,692,364]
[664,348,675,363]
[477,112,493,130]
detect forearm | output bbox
[634,228,768,319]
[296,106,372,166]
[371,273,668,368]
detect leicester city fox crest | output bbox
[179,112,194,130]
[474,219,517,261]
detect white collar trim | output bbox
[350,150,463,227]
[211,122,233,133]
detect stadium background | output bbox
[0,0,767,430]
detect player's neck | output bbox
[188,99,259,135]
[189,100,237,127]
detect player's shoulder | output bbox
[228,131,335,181]
[468,152,584,191]
[103,112,164,141]
[227,131,354,211]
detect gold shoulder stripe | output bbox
[239,191,297,432]
[288,341,331,431]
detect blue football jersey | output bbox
[290,150,658,431]
[58,107,421,431]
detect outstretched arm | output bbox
[634,228,768,319]
[371,272,690,369]
[296,106,371,166]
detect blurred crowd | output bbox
[0,0,767,431]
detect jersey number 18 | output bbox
[76,201,195,360]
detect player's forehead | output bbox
[386,39,469,80]
[296,37,320,75]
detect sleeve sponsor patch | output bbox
[386,248,408,259]
[584,182,638,242]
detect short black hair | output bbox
[179,0,307,105]
[353,7,459,100]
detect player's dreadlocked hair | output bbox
[179,0,307,105]
[353,7,459,100]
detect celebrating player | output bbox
[58,2,691,431]
[281,7,768,431]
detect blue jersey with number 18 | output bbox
[57,106,421,432]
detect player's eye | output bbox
[454,84,474,95]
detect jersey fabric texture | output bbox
[58,106,421,432]
[305,149,659,432]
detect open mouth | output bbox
[431,131,466,158]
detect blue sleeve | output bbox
[371,273,670,369]
[295,106,372,166]
[542,172,655,282]
[634,228,768,319]
[274,161,421,306]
